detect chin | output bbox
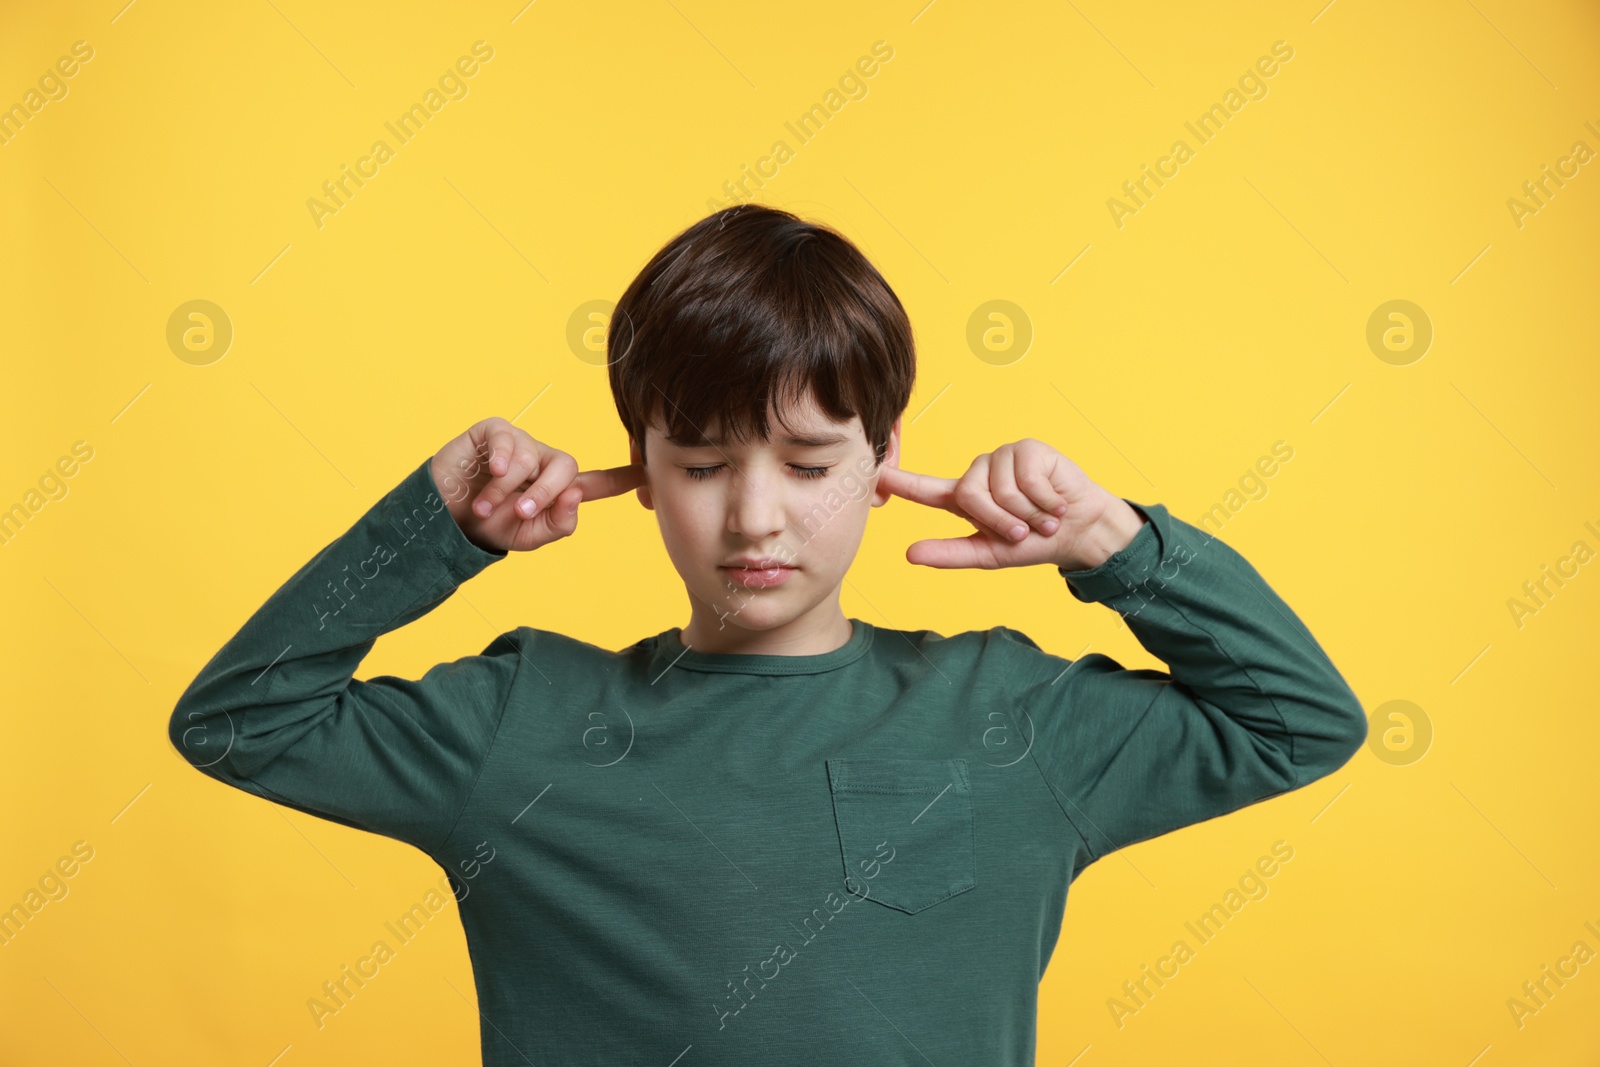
[701,590,806,632]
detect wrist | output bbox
[430,457,474,520]
[1056,495,1146,571]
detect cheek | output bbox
[791,488,869,556]
[654,492,720,554]
[835,499,872,543]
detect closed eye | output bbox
[683,464,832,481]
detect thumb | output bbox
[529,485,582,549]
[906,534,1003,570]
[551,486,582,536]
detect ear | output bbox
[869,417,902,508]
[628,435,654,511]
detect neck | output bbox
[679,593,854,656]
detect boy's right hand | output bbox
[429,416,645,554]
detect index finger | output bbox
[876,464,958,510]
[574,463,647,501]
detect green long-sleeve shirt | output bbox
[169,457,1366,1065]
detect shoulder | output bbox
[470,626,653,679]
[866,622,1065,679]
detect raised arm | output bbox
[167,418,643,857]
[167,456,522,856]
[998,500,1368,874]
[875,438,1366,876]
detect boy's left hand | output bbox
[876,438,1147,571]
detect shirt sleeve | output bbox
[997,500,1367,875]
[167,457,521,858]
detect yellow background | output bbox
[3,0,1598,1062]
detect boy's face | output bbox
[628,391,901,639]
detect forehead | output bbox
[650,393,864,450]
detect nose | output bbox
[726,463,790,543]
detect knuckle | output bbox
[994,484,1028,509]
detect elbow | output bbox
[1330,699,1368,770]
[1332,675,1369,761]
[167,699,202,769]
[1289,685,1368,787]
[167,696,234,778]
[1343,697,1369,754]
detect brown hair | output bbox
[607,204,915,466]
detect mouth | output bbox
[720,562,797,589]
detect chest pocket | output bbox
[824,758,976,915]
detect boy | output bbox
[170,204,1367,1064]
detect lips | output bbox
[720,561,797,589]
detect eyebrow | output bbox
[665,431,853,449]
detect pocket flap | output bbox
[825,758,976,914]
